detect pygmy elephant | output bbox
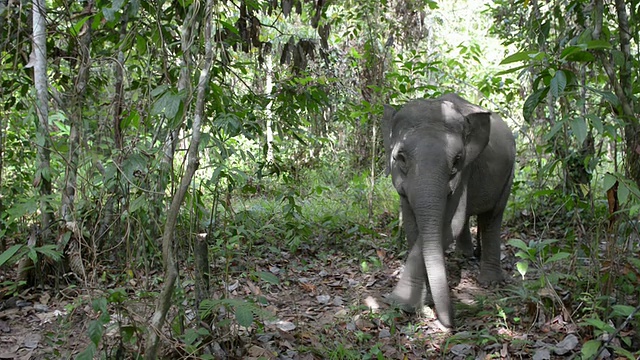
[382,93,515,329]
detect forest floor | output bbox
[0,224,638,359]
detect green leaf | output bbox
[92,297,108,313]
[581,339,601,359]
[612,305,636,317]
[0,244,23,267]
[74,343,96,360]
[543,119,566,142]
[584,40,612,49]
[507,238,530,252]
[550,70,567,98]
[500,51,540,65]
[235,305,254,328]
[523,87,548,122]
[256,271,280,285]
[516,261,529,279]
[586,87,620,107]
[27,247,38,263]
[35,245,62,262]
[618,182,630,203]
[570,116,587,144]
[582,318,615,332]
[87,320,104,346]
[129,195,146,213]
[603,173,617,191]
[545,251,570,264]
[70,16,91,36]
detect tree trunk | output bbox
[265,55,275,163]
[32,0,52,239]
[144,0,214,355]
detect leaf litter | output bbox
[0,226,638,359]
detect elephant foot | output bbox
[477,270,503,285]
[384,285,431,313]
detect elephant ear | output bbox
[463,112,491,166]
[382,105,397,175]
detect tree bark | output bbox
[594,0,638,187]
[144,0,214,356]
[32,0,52,238]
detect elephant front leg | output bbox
[386,240,429,312]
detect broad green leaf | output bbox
[92,297,108,313]
[612,305,636,317]
[581,340,601,359]
[570,116,587,144]
[603,173,617,191]
[550,70,567,98]
[0,245,23,267]
[129,195,146,213]
[588,114,603,134]
[507,238,529,252]
[584,40,612,49]
[235,305,254,328]
[523,87,548,122]
[495,64,529,76]
[256,271,280,285]
[516,261,528,279]
[543,119,565,142]
[560,45,584,59]
[87,320,104,346]
[36,245,62,262]
[71,16,91,36]
[500,51,537,65]
[618,182,630,203]
[545,251,570,264]
[582,318,615,332]
[27,247,37,263]
[565,51,595,62]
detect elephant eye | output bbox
[394,151,408,173]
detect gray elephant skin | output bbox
[382,93,515,329]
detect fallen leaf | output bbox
[554,333,578,355]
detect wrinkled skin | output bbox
[382,93,515,329]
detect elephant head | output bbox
[382,93,493,328]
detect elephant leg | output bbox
[476,212,504,284]
[386,239,429,311]
[476,174,512,284]
[456,217,474,258]
[387,197,430,309]
[401,197,419,250]
[450,186,474,258]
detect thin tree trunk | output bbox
[145,0,214,356]
[59,0,94,283]
[265,55,274,163]
[32,0,52,236]
[0,113,4,251]
[612,0,640,188]
[20,0,52,285]
[96,8,128,252]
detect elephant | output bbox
[381,93,515,329]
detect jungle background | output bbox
[1,0,639,358]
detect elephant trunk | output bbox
[413,186,454,328]
[389,175,455,328]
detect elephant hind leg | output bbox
[476,212,504,284]
[477,168,513,284]
[456,217,475,258]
